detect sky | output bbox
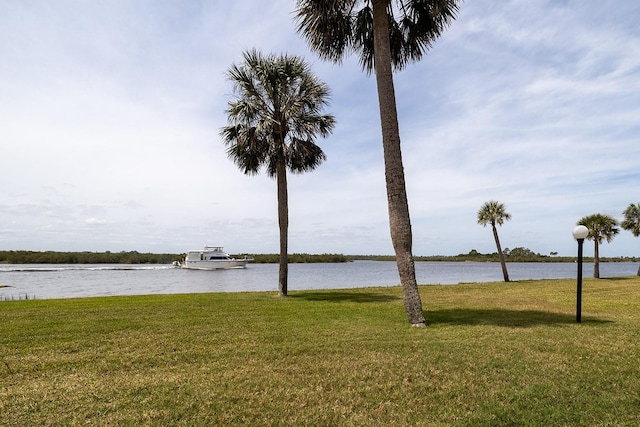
[1,0,639,257]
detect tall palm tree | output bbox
[221,49,336,296]
[477,200,511,282]
[295,0,461,327]
[621,202,640,276]
[577,214,620,279]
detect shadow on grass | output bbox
[427,308,613,328]
[290,291,400,303]
[598,276,639,281]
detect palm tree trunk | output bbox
[492,224,510,282]
[593,241,600,279]
[372,0,425,327]
[276,159,289,296]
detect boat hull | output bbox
[182,259,248,270]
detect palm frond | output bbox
[295,0,356,63]
[295,0,461,73]
[220,125,270,175]
[621,203,640,237]
[287,138,328,173]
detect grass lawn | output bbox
[1,276,640,426]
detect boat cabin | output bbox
[185,246,232,262]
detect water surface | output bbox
[0,261,637,300]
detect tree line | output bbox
[355,249,638,263]
[251,253,351,264]
[0,251,352,265]
[0,251,181,265]
[2,250,636,265]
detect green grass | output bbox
[2,277,640,426]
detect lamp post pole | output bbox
[576,237,584,323]
[573,225,589,323]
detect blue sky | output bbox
[1,0,639,257]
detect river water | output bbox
[0,261,637,300]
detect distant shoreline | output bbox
[0,250,638,264]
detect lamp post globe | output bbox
[573,225,589,240]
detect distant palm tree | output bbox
[577,214,620,279]
[221,50,336,296]
[477,201,511,282]
[295,0,461,327]
[621,202,640,276]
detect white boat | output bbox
[180,246,250,270]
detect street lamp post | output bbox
[573,225,589,323]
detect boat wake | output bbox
[0,265,176,273]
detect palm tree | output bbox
[477,201,512,282]
[621,202,640,276]
[221,50,336,296]
[577,214,620,279]
[295,0,461,327]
